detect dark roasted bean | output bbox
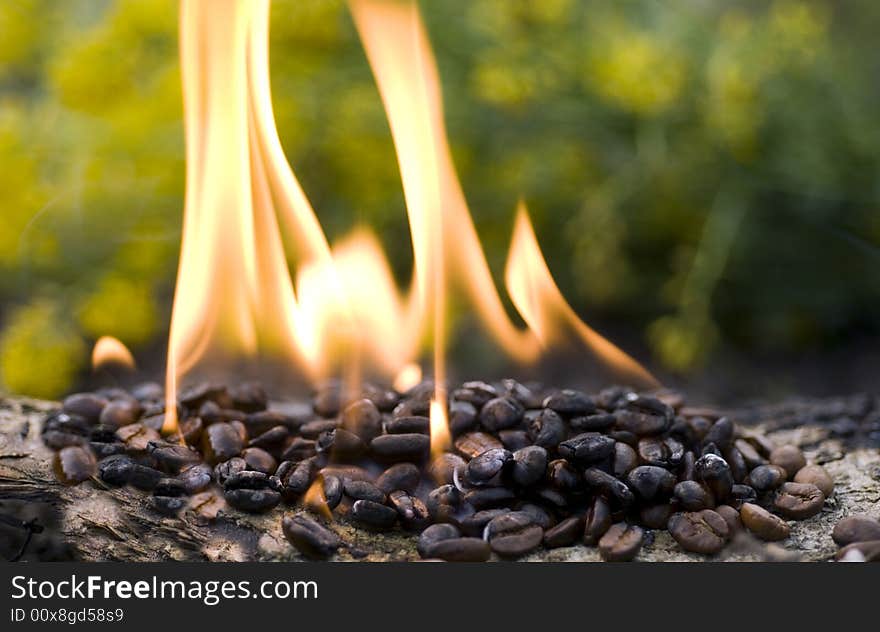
[703,417,734,450]
[376,463,420,493]
[532,487,567,510]
[214,457,247,486]
[371,433,430,462]
[98,400,142,428]
[98,454,135,486]
[448,401,478,436]
[516,503,554,529]
[281,438,317,462]
[673,480,713,511]
[224,469,272,490]
[384,416,430,435]
[178,463,212,494]
[429,453,466,485]
[426,484,461,523]
[225,488,281,513]
[245,410,306,435]
[91,442,125,460]
[559,433,615,464]
[117,423,161,452]
[90,423,119,441]
[62,393,108,424]
[150,496,187,516]
[769,445,806,479]
[793,465,834,497]
[343,479,386,504]
[637,437,674,467]
[498,430,530,452]
[452,381,498,408]
[180,417,204,444]
[155,477,188,497]
[596,386,633,410]
[300,419,340,439]
[228,382,267,413]
[723,446,748,483]
[612,442,639,478]
[53,446,96,485]
[418,523,461,557]
[360,383,400,412]
[320,465,373,483]
[322,428,367,459]
[543,516,584,548]
[179,382,229,409]
[695,453,733,501]
[276,458,317,500]
[480,397,523,432]
[740,502,790,541]
[543,389,596,416]
[351,499,397,530]
[627,466,676,501]
[460,509,510,537]
[734,439,766,469]
[609,430,638,446]
[392,398,430,418]
[427,538,492,562]
[640,503,673,529]
[748,464,787,492]
[282,513,341,559]
[832,515,880,546]
[312,383,341,417]
[388,490,430,529]
[486,511,543,557]
[201,422,244,465]
[668,510,730,554]
[598,523,644,561]
[583,496,612,545]
[570,413,616,433]
[835,540,880,562]
[715,504,743,535]
[42,429,87,450]
[773,482,825,519]
[248,425,289,450]
[510,445,548,487]
[323,474,343,510]
[129,463,163,490]
[614,410,669,437]
[454,432,502,459]
[583,468,634,508]
[132,382,163,401]
[464,487,516,510]
[198,401,245,425]
[729,484,757,507]
[147,440,201,473]
[503,379,543,409]
[467,448,512,485]
[527,409,566,449]
[547,459,582,492]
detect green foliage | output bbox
[1,0,879,396]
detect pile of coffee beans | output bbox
[42,378,837,561]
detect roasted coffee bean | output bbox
[543,516,584,548]
[426,538,492,562]
[283,513,341,559]
[227,382,267,413]
[773,482,825,519]
[427,484,461,522]
[583,496,612,545]
[384,416,430,435]
[460,509,510,537]
[612,442,639,478]
[480,397,523,432]
[448,401,478,436]
[198,401,246,425]
[281,438,317,462]
[245,410,306,435]
[147,441,201,473]
[300,419,340,439]
[360,383,400,412]
[320,465,373,483]
[131,382,163,401]
[547,459,582,492]
[239,447,277,474]
[832,515,880,546]
[98,454,135,486]
[98,400,142,429]
[322,474,343,510]
[155,477,188,497]
[640,503,674,529]
[595,385,633,410]
[42,425,88,450]
[150,496,187,516]
[570,413,616,433]
[769,445,806,479]
[637,437,683,468]
[740,502,790,541]
[117,423,161,452]
[225,487,281,513]
[748,464,787,492]
[62,393,108,424]
[371,433,430,462]
[532,487,568,510]
[179,382,229,409]
[526,409,566,450]
[598,523,644,561]
[627,466,676,501]
[178,463,212,494]
[516,503,554,529]
[312,383,341,418]
[452,381,498,408]
[486,511,543,557]
[703,417,734,450]
[583,468,634,508]
[467,448,512,485]
[376,463,420,494]
[715,504,743,535]
[53,445,96,485]
[510,445,548,487]
[734,439,766,469]
[201,422,244,465]
[189,490,226,522]
[668,510,730,554]
[723,446,748,483]
[388,490,430,529]
[392,398,430,418]
[695,453,733,501]
[835,540,880,562]
[248,425,289,450]
[680,451,696,481]
[614,409,669,437]
[673,481,713,511]
[321,428,367,459]
[559,433,615,464]
[180,417,204,444]
[429,453,467,485]
[729,484,757,507]
[129,463,164,491]
[214,457,247,486]
[793,465,834,498]
[276,458,317,500]
[89,424,118,443]
[351,499,397,530]
[498,430,530,452]
[224,469,273,490]
[418,523,461,557]
[90,441,125,459]
[464,486,516,510]
[503,379,543,409]
[343,479,386,504]
[543,389,596,416]
[454,432,503,459]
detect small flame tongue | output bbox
[92,336,135,371]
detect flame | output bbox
[91,336,135,371]
[429,398,451,459]
[304,475,332,521]
[393,363,422,393]
[163,0,655,434]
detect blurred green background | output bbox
[1,0,879,400]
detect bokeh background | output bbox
[1,0,879,402]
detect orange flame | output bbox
[163,0,655,434]
[91,336,135,371]
[304,476,332,521]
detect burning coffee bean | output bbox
[467,448,512,485]
[322,474,343,510]
[62,393,108,424]
[527,409,566,450]
[282,513,341,559]
[543,389,596,416]
[832,515,880,546]
[276,458,317,501]
[793,465,834,497]
[460,509,509,537]
[772,482,825,520]
[98,454,135,486]
[703,417,734,450]
[248,425,289,450]
[510,445,547,487]
[312,384,341,418]
[201,422,244,465]
[376,463,421,494]
[53,446,96,485]
[341,399,383,442]
[640,503,673,529]
[178,463,213,494]
[583,468,634,509]
[485,511,543,557]
[426,484,461,523]
[98,400,142,429]
[360,382,400,412]
[714,504,742,535]
[155,477,188,498]
[748,464,787,492]
[148,440,202,473]
[240,447,277,474]
[384,416,430,435]
[370,433,430,463]
[559,433,615,464]
[626,466,676,502]
[351,499,397,530]
[695,453,733,501]
[547,459,582,492]
[214,457,247,486]
[228,382,267,413]
[740,502,790,541]
[117,423,161,453]
[673,481,713,511]
[454,432,503,459]
[583,496,612,545]
[543,516,584,548]
[598,523,644,562]
[668,510,730,554]
[480,397,524,432]
[448,401,478,436]
[429,453,466,485]
[343,479,386,504]
[453,381,497,408]
[388,490,430,529]
[769,445,806,479]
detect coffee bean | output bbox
[351,499,397,530]
[454,432,503,459]
[673,480,713,511]
[448,401,478,436]
[532,487,568,510]
[224,469,273,490]
[426,484,461,522]
[695,453,733,501]
[324,428,367,459]
[281,438,317,462]
[596,385,634,410]
[583,496,612,545]
[300,419,340,439]
[714,504,742,535]
[370,433,430,462]
[150,496,187,516]
[729,484,757,507]
[640,503,673,529]
[388,490,430,529]
[376,463,421,493]
[53,446,96,485]
[480,397,524,433]
[98,454,135,486]
[769,445,806,479]
[225,487,281,513]
[835,540,880,562]
[612,442,639,478]
[201,422,244,465]
[793,465,834,497]
[343,479,386,504]
[155,477,188,497]
[426,538,492,562]
[248,425,289,450]
[547,459,582,492]
[544,516,584,548]
[214,457,247,486]
[98,400,142,429]
[703,417,734,450]
[464,487,516,510]
[510,445,547,487]
[91,441,125,459]
[312,383,341,417]
[832,515,880,546]
[773,482,825,520]
[637,437,683,468]
[460,509,510,537]
[543,389,596,416]
[734,439,766,469]
[179,382,229,410]
[680,451,696,481]
[429,453,466,485]
[228,382,267,413]
[245,410,306,435]
[526,409,566,449]
[384,416,430,435]
[614,410,669,437]
[132,382,163,401]
[147,441,202,473]
[723,446,748,483]
[117,423,161,452]
[323,475,343,510]
[627,466,676,502]
[598,523,644,561]
[129,463,164,491]
[453,381,498,408]
[748,464,787,492]
[559,433,615,464]
[668,510,730,554]
[740,502,790,541]
[276,458,317,500]
[570,413,616,433]
[583,468,634,508]
[418,523,461,557]
[486,511,543,557]
[180,417,204,444]
[282,513,341,559]
[467,448,512,485]
[498,430,530,452]
[62,393,107,424]
[178,463,212,494]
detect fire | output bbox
[303,476,332,521]
[91,336,135,371]
[163,0,655,436]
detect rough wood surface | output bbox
[1,394,878,562]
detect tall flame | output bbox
[164,0,655,434]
